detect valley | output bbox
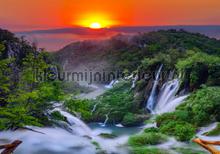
[0,28,220,154]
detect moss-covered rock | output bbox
[91,141,101,150]
[98,133,117,139]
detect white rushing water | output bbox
[0,105,96,154]
[196,122,220,151]
[0,105,137,154]
[154,79,189,114]
[131,75,138,89]
[101,114,109,127]
[91,102,99,113]
[146,64,163,112]
[0,127,96,154]
[57,109,92,136]
[105,80,119,89]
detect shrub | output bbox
[176,52,220,88]
[156,110,191,127]
[121,113,144,127]
[177,86,220,126]
[128,132,167,146]
[155,86,220,141]
[159,121,196,141]
[50,111,67,122]
[64,99,92,121]
[144,127,159,133]
[92,81,138,123]
[0,107,42,130]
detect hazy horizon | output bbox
[12,25,220,51]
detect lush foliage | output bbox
[91,81,146,125]
[128,132,168,154]
[50,111,67,122]
[177,86,220,126]
[0,29,64,130]
[159,121,196,141]
[176,51,220,89]
[128,132,167,146]
[91,81,132,122]
[155,86,220,141]
[64,99,92,121]
[121,112,144,127]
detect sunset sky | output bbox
[1,0,220,31]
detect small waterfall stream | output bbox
[91,102,99,113]
[105,80,119,89]
[131,75,138,89]
[101,114,109,127]
[146,64,163,112]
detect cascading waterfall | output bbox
[53,107,92,136]
[155,79,180,110]
[146,64,163,112]
[154,79,189,114]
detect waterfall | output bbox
[154,79,189,114]
[101,114,109,127]
[156,79,180,110]
[53,108,92,136]
[105,80,119,89]
[91,103,99,113]
[131,75,138,89]
[146,64,163,112]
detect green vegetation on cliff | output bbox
[90,81,147,125]
[154,86,220,141]
[0,29,64,130]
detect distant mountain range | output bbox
[17,25,220,36]
[16,25,220,51]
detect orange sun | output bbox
[89,22,102,29]
[75,13,117,29]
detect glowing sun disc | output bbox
[89,22,102,29]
